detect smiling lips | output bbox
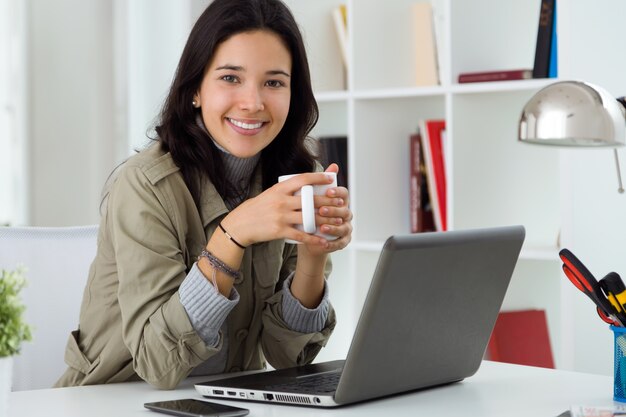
[227,117,265,135]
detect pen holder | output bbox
[612,325,626,402]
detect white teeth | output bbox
[229,118,263,130]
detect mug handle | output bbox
[300,185,316,234]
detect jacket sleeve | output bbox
[108,165,218,389]
[260,244,337,369]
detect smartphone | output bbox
[144,399,249,417]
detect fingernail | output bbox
[321,207,329,215]
[329,189,337,196]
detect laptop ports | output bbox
[263,393,274,401]
[212,390,224,395]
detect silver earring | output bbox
[192,99,199,108]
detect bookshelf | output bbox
[283,0,626,375]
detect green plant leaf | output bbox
[0,267,32,357]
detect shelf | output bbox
[351,86,446,100]
[286,0,624,374]
[315,80,560,103]
[450,78,558,94]
[519,246,560,261]
[350,240,385,252]
[351,240,559,262]
[315,90,349,103]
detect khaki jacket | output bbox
[55,144,335,389]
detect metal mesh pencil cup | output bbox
[612,325,626,402]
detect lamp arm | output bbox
[614,97,626,193]
[614,149,624,193]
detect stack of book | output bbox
[317,136,348,189]
[409,119,446,233]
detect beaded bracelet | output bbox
[198,249,242,282]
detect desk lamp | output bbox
[519,80,626,193]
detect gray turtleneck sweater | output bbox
[178,138,330,376]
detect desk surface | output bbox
[9,361,617,417]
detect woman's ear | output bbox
[192,95,201,108]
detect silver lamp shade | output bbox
[519,80,626,147]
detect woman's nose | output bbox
[238,85,264,112]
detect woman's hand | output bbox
[291,163,352,308]
[221,170,340,247]
[301,163,352,256]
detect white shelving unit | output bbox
[284,0,581,368]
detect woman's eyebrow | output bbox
[267,69,290,78]
[215,64,244,71]
[214,64,290,78]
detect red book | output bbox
[457,69,532,83]
[419,120,447,232]
[486,309,555,369]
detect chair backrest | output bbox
[0,225,98,390]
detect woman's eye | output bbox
[221,75,239,83]
[266,80,285,88]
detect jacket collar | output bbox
[199,162,264,228]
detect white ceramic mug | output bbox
[278,172,339,244]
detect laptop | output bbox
[195,225,525,407]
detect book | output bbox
[317,136,348,189]
[568,404,626,417]
[458,69,533,83]
[409,132,436,233]
[412,2,440,86]
[419,119,446,232]
[532,0,556,79]
[331,5,348,73]
[486,309,555,369]
[548,0,558,78]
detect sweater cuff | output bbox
[281,272,330,333]
[179,263,239,347]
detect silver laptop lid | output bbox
[334,225,525,404]
[195,226,525,407]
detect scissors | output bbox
[559,248,624,327]
[600,272,626,317]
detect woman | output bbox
[55,0,352,390]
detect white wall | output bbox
[28,0,117,226]
[26,0,207,226]
[124,0,194,154]
[0,0,28,226]
[556,0,626,376]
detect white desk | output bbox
[8,361,618,417]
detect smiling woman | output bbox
[54,0,353,390]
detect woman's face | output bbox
[194,30,292,158]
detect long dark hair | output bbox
[155,0,319,208]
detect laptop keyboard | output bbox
[266,371,341,394]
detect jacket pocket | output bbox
[63,330,101,375]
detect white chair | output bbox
[0,225,98,391]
